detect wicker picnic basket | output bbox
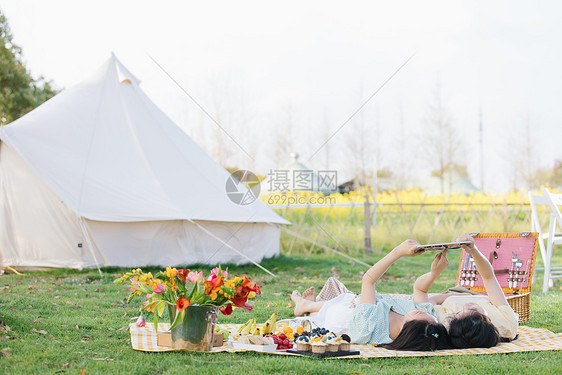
[455,232,538,322]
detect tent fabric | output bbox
[0,143,104,268]
[0,54,288,269]
[85,220,281,267]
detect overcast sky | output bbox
[2,0,561,192]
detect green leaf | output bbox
[157,301,165,318]
[169,309,184,330]
[177,280,187,293]
[153,311,158,333]
[187,283,198,300]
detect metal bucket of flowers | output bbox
[115,266,260,351]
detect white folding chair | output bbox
[529,192,557,285]
[536,188,562,292]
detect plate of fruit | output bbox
[267,332,293,351]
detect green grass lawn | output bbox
[1,253,561,375]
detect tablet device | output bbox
[415,241,471,253]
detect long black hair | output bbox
[381,320,452,351]
[448,312,500,348]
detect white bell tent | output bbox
[0,54,289,270]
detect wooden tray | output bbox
[286,349,360,358]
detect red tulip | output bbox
[177,269,190,283]
[176,297,190,312]
[220,303,233,316]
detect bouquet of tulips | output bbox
[115,266,260,329]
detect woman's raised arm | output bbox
[360,239,421,304]
[456,234,509,307]
[412,250,449,304]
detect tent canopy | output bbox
[0,54,288,225]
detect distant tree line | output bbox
[0,9,57,125]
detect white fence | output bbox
[271,201,541,255]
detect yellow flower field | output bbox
[262,189,547,255]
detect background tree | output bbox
[504,115,540,191]
[424,83,465,195]
[530,160,562,190]
[0,9,57,125]
[272,102,295,168]
[392,101,413,190]
[548,161,562,188]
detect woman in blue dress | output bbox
[290,239,453,351]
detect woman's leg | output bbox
[316,277,352,301]
[302,286,316,301]
[291,290,325,317]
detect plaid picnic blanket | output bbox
[129,323,562,358]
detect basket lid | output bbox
[455,232,538,295]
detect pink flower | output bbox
[153,283,166,294]
[135,316,146,327]
[208,267,227,280]
[187,271,203,283]
[241,303,253,312]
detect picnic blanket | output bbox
[129,323,562,358]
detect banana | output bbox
[240,318,254,335]
[235,320,247,334]
[262,311,278,335]
[249,318,255,333]
[252,326,261,336]
[237,318,252,334]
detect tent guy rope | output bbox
[187,219,277,278]
[280,226,371,268]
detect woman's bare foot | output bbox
[302,286,316,301]
[291,290,311,317]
